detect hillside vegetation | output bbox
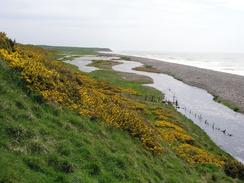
[0,32,244,182]
[0,32,15,52]
[40,45,111,61]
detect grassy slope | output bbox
[0,53,241,183]
[85,59,242,182]
[88,61,229,155]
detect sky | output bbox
[1,0,244,52]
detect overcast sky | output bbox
[1,0,244,52]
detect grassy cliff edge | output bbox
[0,33,244,182]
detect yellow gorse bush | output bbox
[0,44,163,154]
[153,110,225,167]
[175,144,225,167]
[155,121,194,144]
[120,87,140,96]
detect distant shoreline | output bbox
[101,53,244,114]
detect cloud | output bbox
[214,0,244,10]
[1,0,244,52]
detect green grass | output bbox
[213,95,240,112]
[39,45,111,61]
[120,56,131,61]
[91,69,160,96]
[87,59,159,97]
[88,67,231,155]
[0,57,242,183]
[80,59,239,156]
[88,60,120,70]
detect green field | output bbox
[39,45,111,61]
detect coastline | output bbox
[72,55,244,163]
[101,53,244,113]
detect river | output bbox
[68,56,244,163]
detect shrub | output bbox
[0,32,15,51]
[155,121,194,144]
[175,144,224,167]
[224,160,244,180]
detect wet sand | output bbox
[101,53,244,113]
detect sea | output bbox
[113,51,244,77]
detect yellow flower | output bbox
[0,44,163,154]
[175,144,224,167]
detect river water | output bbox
[69,56,244,163]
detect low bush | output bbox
[224,160,244,180]
[175,144,224,167]
[0,32,15,52]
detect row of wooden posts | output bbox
[174,97,233,137]
[140,93,233,137]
